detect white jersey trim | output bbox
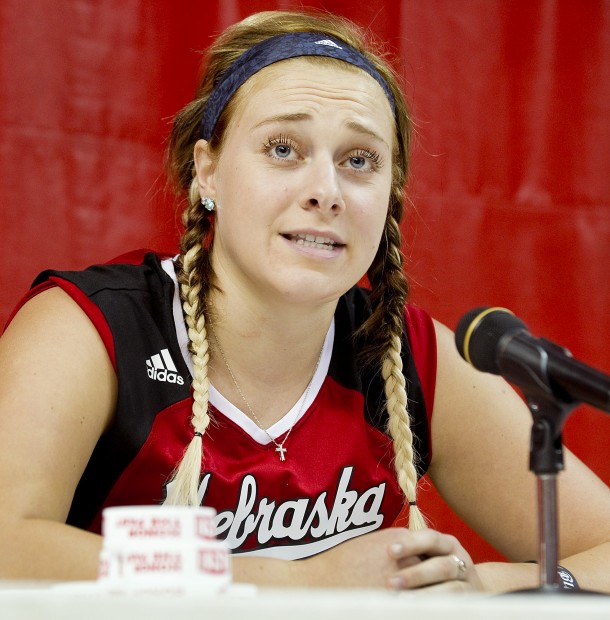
[161,257,334,446]
[162,257,193,375]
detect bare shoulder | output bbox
[430,317,531,432]
[1,286,117,411]
[0,287,117,521]
[428,318,533,496]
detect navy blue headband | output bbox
[199,31,396,140]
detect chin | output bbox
[274,273,357,307]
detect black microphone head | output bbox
[455,307,528,374]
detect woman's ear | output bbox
[193,139,218,199]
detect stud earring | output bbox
[201,197,215,212]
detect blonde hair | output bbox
[164,10,426,530]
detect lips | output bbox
[284,233,343,250]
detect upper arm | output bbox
[0,287,117,523]
[427,319,610,561]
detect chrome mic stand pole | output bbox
[537,473,558,588]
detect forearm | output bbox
[0,516,102,581]
[1,518,320,587]
[556,542,610,594]
[475,561,537,593]
[232,556,307,587]
[476,542,610,594]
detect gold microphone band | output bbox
[462,307,514,366]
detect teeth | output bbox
[293,233,337,248]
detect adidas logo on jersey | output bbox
[146,348,185,385]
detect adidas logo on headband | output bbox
[314,39,342,49]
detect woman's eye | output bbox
[350,156,367,169]
[346,149,383,172]
[273,144,292,158]
[264,135,298,161]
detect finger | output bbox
[388,529,459,561]
[387,542,424,568]
[388,554,468,590]
[451,554,468,581]
[407,579,473,594]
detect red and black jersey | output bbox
[26,250,437,559]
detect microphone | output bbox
[455,307,610,413]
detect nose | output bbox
[300,157,346,215]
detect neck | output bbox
[210,291,333,375]
[204,287,335,428]
[205,243,345,356]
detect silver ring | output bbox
[452,555,467,581]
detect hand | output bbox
[386,528,483,592]
[303,527,482,592]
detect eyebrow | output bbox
[344,120,390,149]
[252,113,390,149]
[252,112,311,129]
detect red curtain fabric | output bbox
[1,0,608,562]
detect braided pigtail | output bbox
[364,211,427,531]
[164,179,214,506]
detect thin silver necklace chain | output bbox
[209,322,324,462]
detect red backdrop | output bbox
[1,1,608,563]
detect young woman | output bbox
[1,10,609,592]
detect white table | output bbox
[1,582,609,620]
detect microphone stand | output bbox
[499,338,579,593]
[524,394,575,591]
